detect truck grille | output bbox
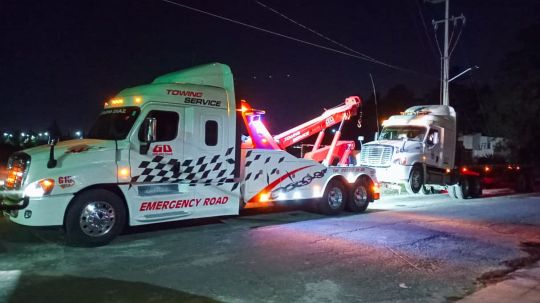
[359,145,393,167]
[5,153,31,190]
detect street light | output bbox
[449,66,479,83]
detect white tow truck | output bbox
[1,63,379,246]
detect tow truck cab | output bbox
[1,63,240,241]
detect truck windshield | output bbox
[87,107,140,140]
[378,126,426,141]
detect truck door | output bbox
[127,105,192,224]
[425,127,442,169]
[180,108,240,219]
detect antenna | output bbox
[369,73,380,134]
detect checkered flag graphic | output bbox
[131,147,237,188]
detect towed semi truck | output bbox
[0,63,379,246]
[358,105,533,199]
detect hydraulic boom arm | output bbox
[240,96,363,166]
[274,96,362,149]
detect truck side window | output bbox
[427,129,439,146]
[138,110,179,142]
[205,120,218,146]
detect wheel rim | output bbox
[79,201,116,237]
[353,185,368,206]
[327,186,344,209]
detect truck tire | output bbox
[347,179,369,213]
[469,176,483,198]
[405,165,423,195]
[454,177,470,199]
[317,179,346,215]
[65,189,126,247]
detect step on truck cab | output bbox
[1,63,379,246]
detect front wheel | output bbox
[405,165,423,195]
[65,189,126,247]
[316,179,346,215]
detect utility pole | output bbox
[427,0,465,106]
[442,0,450,106]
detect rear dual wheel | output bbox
[452,176,482,199]
[347,180,369,213]
[316,179,371,215]
[316,179,346,215]
[454,177,469,199]
[469,176,483,198]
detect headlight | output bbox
[23,179,55,197]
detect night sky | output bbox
[1,0,539,138]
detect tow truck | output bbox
[1,63,379,246]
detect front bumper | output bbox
[0,195,29,211]
[1,194,72,226]
[372,164,412,184]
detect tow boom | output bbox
[240,96,363,166]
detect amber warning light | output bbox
[105,98,124,108]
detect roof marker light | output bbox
[110,98,124,106]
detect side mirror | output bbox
[140,117,157,154]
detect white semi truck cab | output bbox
[1,63,379,246]
[359,105,465,195]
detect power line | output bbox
[414,0,440,61]
[160,0,436,78]
[449,24,464,55]
[255,0,377,62]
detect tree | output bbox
[482,23,540,164]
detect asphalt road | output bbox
[1,190,539,303]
